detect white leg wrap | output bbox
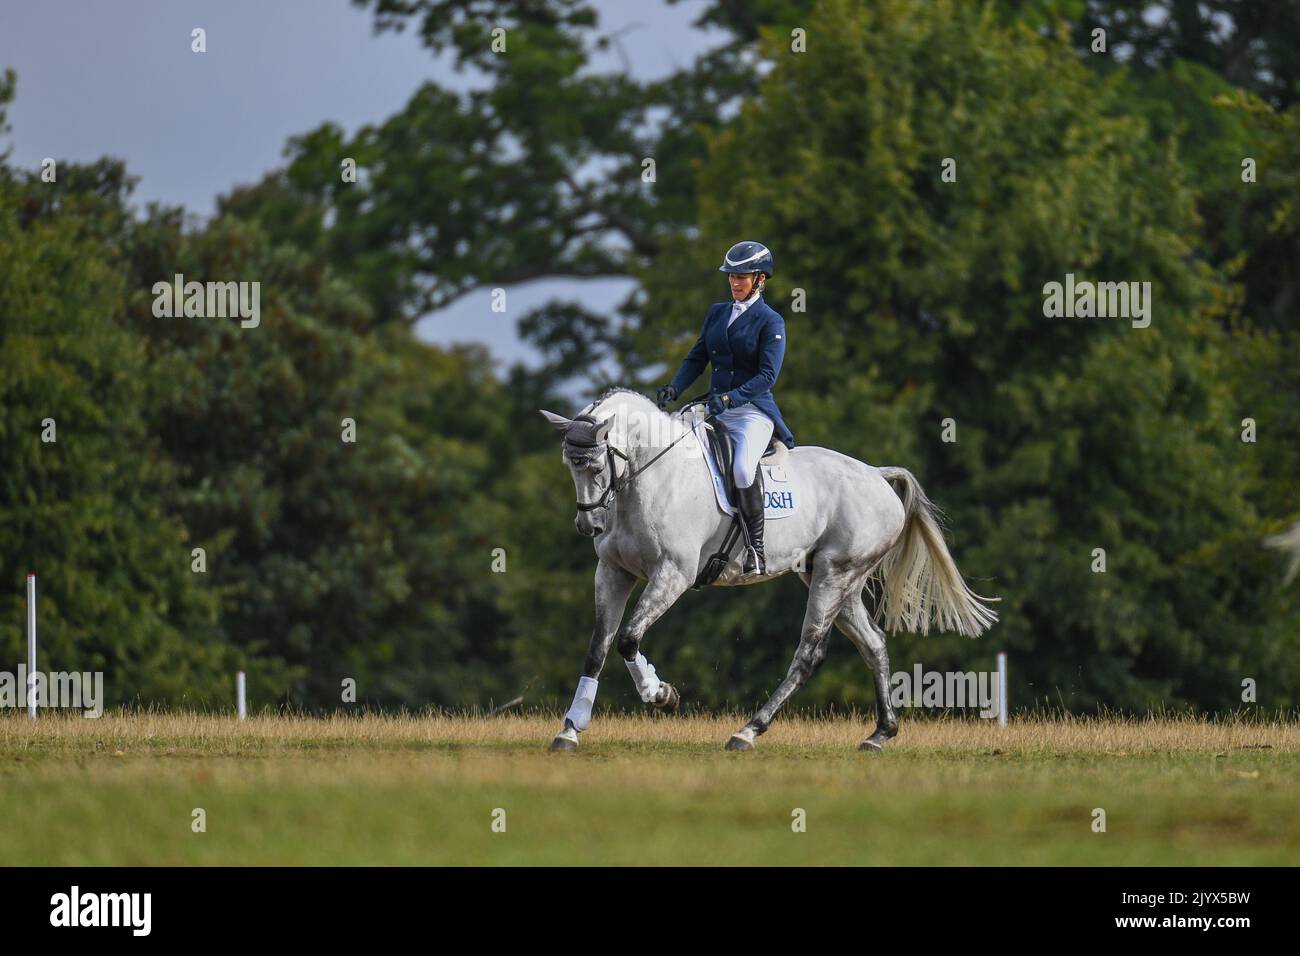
[564,676,599,732]
[624,652,663,703]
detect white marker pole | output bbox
[996,651,1008,727]
[236,671,247,720]
[26,573,37,719]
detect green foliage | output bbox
[636,0,1297,710]
[0,164,237,704]
[1,0,1296,713]
[1,144,520,708]
[1062,1,1300,110]
[122,205,519,707]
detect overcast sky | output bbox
[0,0,723,372]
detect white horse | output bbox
[541,388,997,752]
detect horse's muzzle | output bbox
[575,513,605,537]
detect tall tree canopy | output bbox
[1,0,1296,711]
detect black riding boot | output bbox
[736,467,767,575]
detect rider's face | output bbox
[728,272,759,300]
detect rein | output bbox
[570,398,713,512]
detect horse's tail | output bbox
[1264,518,1300,584]
[871,466,999,637]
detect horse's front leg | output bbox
[550,560,637,752]
[615,562,694,714]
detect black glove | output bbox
[656,385,678,409]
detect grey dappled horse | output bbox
[541,388,998,753]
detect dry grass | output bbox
[2,709,1296,755]
[1,710,1297,864]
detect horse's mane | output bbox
[581,387,693,448]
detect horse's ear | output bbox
[539,409,571,433]
[593,417,613,442]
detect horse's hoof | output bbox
[652,682,680,715]
[858,736,886,753]
[549,726,579,752]
[725,728,756,752]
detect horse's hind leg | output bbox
[833,590,899,752]
[726,562,856,751]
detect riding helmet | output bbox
[718,241,774,277]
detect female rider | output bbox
[656,240,795,576]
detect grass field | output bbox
[1,710,1296,865]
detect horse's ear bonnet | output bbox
[564,414,605,449]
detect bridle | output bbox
[568,428,631,513]
[566,402,712,513]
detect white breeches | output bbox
[717,404,775,488]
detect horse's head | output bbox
[540,409,619,537]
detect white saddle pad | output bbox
[691,418,799,520]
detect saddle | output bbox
[692,419,784,589]
[702,420,786,510]
[704,422,737,508]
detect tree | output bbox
[636,0,1297,709]
[0,146,238,704]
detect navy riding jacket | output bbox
[669,297,795,449]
